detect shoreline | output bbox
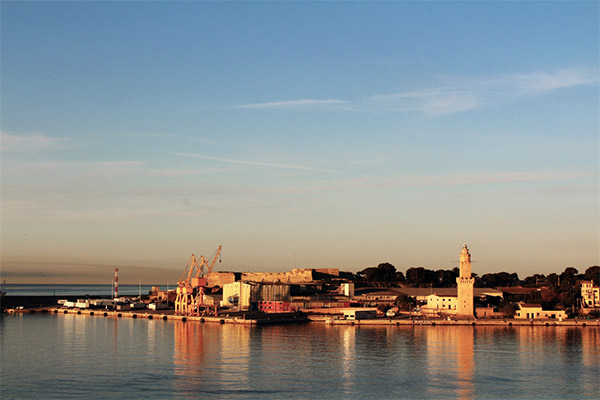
[4,306,599,327]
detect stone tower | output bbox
[456,244,475,318]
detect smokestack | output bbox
[114,268,119,299]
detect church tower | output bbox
[456,244,475,318]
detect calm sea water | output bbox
[2,283,165,297]
[1,314,598,399]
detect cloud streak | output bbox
[240,66,598,116]
[173,152,341,173]
[0,132,70,152]
[239,98,348,110]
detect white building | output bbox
[515,303,567,320]
[343,309,377,320]
[581,281,600,308]
[422,294,458,314]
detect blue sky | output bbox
[1,1,598,283]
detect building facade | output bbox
[423,293,458,313]
[581,281,600,308]
[515,303,567,320]
[222,281,291,310]
[456,244,475,318]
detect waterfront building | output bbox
[258,300,295,313]
[343,308,377,320]
[422,293,458,314]
[222,281,291,310]
[581,280,600,308]
[515,303,567,320]
[456,244,475,318]
[359,287,502,303]
[340,282,355,298]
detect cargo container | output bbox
[148,302,169,310]
[343,309,377,320]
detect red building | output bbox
[259,301,296,313]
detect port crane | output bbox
[192,245,222,315]
[174,254,200,315]
[174,245,222,316]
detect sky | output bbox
[1,1,598,284]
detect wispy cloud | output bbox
[0,132,70,152]
[144,167,227,178]
[511,67,598,94]
[239,98,348,110]
[240,66,598,116]
[173,152,341,173]
[370,66,598,115]
[368,90,481,115]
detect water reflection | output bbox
[455,328,474,400]
[2,316,599,399]
[340,326,355,395]
[424,326,475,400]
[169,321,599,399]
[173,321,254,397]
[515,326,600,397]
[173,321,206,392]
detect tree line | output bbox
[357,263,599,289]
[356,263,599,311]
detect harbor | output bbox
[2,244,599,328]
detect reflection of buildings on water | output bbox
[174,321,204,368]
[341,326,355,375]
[426,326,474,400]
[580,328,600,396]
[173,321,206,398]
[216,324,251,388]
[580,327,599,366]
[173,321,252,397]
[339,325,356,396]
[455,328,474,400]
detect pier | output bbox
[5,306,598,327]
[5,307,309,325]
[320,316,600,327]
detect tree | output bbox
[583,266,599,282]
[396,271,406,282]
[558,291,575,308]
[357,263,399,282]
[435,269,458,287]
[523,274,547,287]
[406,267,436,287]
[560,267,578,286]
[377,263,398,281]
[358,267,379,281]
[547,273,559,288]
[394,295,416,311]
[477,272,520,288]
[540,289,559,309]
[499,302,517,317]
